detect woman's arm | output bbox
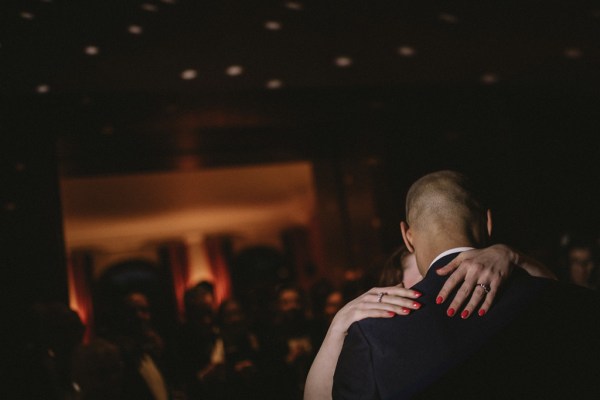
[435,244,557,318]
[510,247,557,280]
[304,243,552,399]
[304,285,421,400]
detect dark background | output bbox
[1,0,599,364]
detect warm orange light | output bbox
[67,253,93,342]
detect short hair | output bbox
[184,280,214,306]
[406,170,487,237]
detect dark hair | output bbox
[379,245,410,287]
[184,281,214,306]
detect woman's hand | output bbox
[435,244,557,318]
[305,285,421,400]
[435,244,517,318]
[329,284,422,336]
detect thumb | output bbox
[436,257,462,276]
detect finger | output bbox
[365,293,422,311]
[436,267,468,304]
[436,255,464,276]
[368,286,422,299]
[458,285,488,319]
[444,282,473,317]
[476,272,505,316]
[359,300,414,316]
[361,309,398,319]
[477,286,498,317]
[383,296,422,311]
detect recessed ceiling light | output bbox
[265,21,282,30]
[438,13,459,24]
[36,84,50,93]
[334,56,353,67]
[128,25,143,35]
[266,79,283,89]
[20,11,35,20]
[480,73,498,85]
[397,46,416,57]
[181,69,198,80]
[285,1,303,11]
[141,3,158,12]
[564,47,583,59]
[84,46,99,56]
[226,65,244,76]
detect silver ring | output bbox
[377,292,387,303]
[478,283,491,294]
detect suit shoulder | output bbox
[355,315,397,330]
[350,315,407,344]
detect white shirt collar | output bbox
[427,247,475,272]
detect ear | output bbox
[486,209,493,237]
[400,221,415,253]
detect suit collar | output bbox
[426,247,474,273]
[423,250,469,280]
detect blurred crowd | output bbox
[20,232,598,400]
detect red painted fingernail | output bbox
[478,309,486,317]
[447,308,455,317]
[402,308,410,314]
[388,311,395,316]
[413,302,421,309]
[436,296,443,304]
[414,291,422,297]
[461,310,470,319]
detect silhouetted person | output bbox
[261,284,315,400]
[71,338,124,400]
[562,234,598,289]
[179,281,221,399]
[23,302,85,400]
[207,298,262,399]
[105,291,169,400]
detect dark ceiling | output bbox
[3,0,600,96]
[2,2,599,221]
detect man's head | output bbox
[277,286,302,313]
[124,292,151,324]
[568,246,595,287]
[401,170,492,274]
[565,237,597,289]
[184,280,216,324]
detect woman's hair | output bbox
[378,245,410,287]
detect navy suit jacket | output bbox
[333,252,600,399]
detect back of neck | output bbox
[414,236,475,276]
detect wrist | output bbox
[506,246,520,266]
[328,316,350,337]
[495,244,519,266]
